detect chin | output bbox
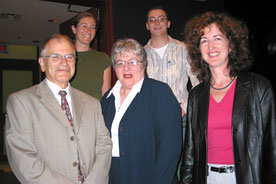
[57,75,72,81]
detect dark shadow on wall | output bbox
[112,0,224,45]
[0,170,20,184]
[224,0,276,91]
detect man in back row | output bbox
[145,6,199,122]
[5,34,112,184]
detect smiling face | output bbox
[114,51,145,90]
[146,9,170,37]
[39,37,76,89]
[71,16,96,47]
[199,23,231,70]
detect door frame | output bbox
[0,58,39,163]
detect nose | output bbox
[60,57,68,65]
[154,20,160,25]
[80,26,93,33]
[208,40,215,50]
[83,27,91,34]
[123,62,130,70]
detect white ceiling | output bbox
[0,0,91,46]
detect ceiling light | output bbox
[48,19,58,23]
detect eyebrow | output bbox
[201,34,224,39]
[116,57,138,61]
[79,23,96,26]
[148,15,166,18]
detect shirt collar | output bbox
[107,77,144,98]
[46,78,70,96]
[145,35,172,48]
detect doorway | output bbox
[0,59,39,163]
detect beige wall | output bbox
[1,44,39,112]
[0,44,37,60]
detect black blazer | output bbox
[181,72,276,184]
[101,77,182,184]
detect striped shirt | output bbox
[145,36,199,111]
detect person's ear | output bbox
[167,20,171,29]
[38,57,46,72]
[71,25,77,34]
[146,23,150,30]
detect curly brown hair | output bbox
[184,11,252,82]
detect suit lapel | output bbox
[118,78,147,127]
[70,88,85,135]
[120,94,141,127]
[37,79,70,128]
[104,78,146,129]
[198,82,210,135]
[232,73,251,126]
[103,95,116,131]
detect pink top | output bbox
[207,80,236,164]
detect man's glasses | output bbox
[114,59,141,68]
[148,16,167,24]
[42,53,76,63]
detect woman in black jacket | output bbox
[101,38,182,184]
[180,11,276,184]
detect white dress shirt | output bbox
[107,78,144,157]
[45,78,73,116]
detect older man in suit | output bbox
[5,34,112,184]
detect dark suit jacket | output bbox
[101,77,182,184]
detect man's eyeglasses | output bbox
[42,53,76,63]
[148,16,167,24]
[115,59,141,68]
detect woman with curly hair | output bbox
[180,11,276,184]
